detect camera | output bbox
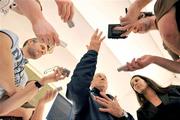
[44,66,71,77]
[108,24,127,39]
[61,68,70,77]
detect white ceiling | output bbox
[1,0,180,119]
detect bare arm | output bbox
[0,81,38,115]
[152,56,180,73]
[14,0,60,46]
[0,33,16,97]
[5,107,34,120]
[123,55,180,73]
[124,0,152,22]
[14,0,43,24]
[0,69,66,115]
[31,90,57,120]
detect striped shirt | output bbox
[0,29,28,98]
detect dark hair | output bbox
[130,75,170,106]
[23,38,38,47]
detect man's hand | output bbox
[40,67,67,85]
[32,18,60,47]
[55,0,74,22]
[86,29,105,52]
[123,55,154,71]
[114,16,152,37]
[95,92,124,118]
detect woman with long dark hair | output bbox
[131,75,180,120]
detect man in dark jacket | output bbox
[66,29,134,120]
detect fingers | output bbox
[53,33,60,46]
[36,31,59,47]
[64,4,71,22]
[56,0,74,22]
[97,31,103,40]
[93,29,99,37]
[57,0,63,16]
[95,97,108,107]
[95,96,109,104]
[53,68,67,80]
[69,4,74,21]
[113,24,132,37]
[100,36,106,42]
[100,92,112,101]
[124,59,140,71]
[61,3,67,21]
[99,108,110,113]
[94,29,105,41]
[97,31,105,42]
[120,16,129,26]
[114,25,130,31]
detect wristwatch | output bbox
[121,110,128,118]
[34,81,42,89]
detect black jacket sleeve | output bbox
[66,50,98,112]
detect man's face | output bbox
[91,73,108,92]
[27,41,48,59]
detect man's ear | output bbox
[27,40,34,46]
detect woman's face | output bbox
[131,76,148,94]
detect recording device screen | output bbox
[46,93,73,120]
[108,24,127,39]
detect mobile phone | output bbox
[117,65,127,72]
[108,24,127,39]
[60,40,68,48]
[56,86,63,91]
[44,66,70,77]
[67,20,75,28]
[62,68,70,77]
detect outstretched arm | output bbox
[30,90,57,120]
[66,29,105,112]
[0,68,66,115]
[121,0,152,24]
[122,55,180,73]
[14,0,60,46]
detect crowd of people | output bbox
[0,0,180,120]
